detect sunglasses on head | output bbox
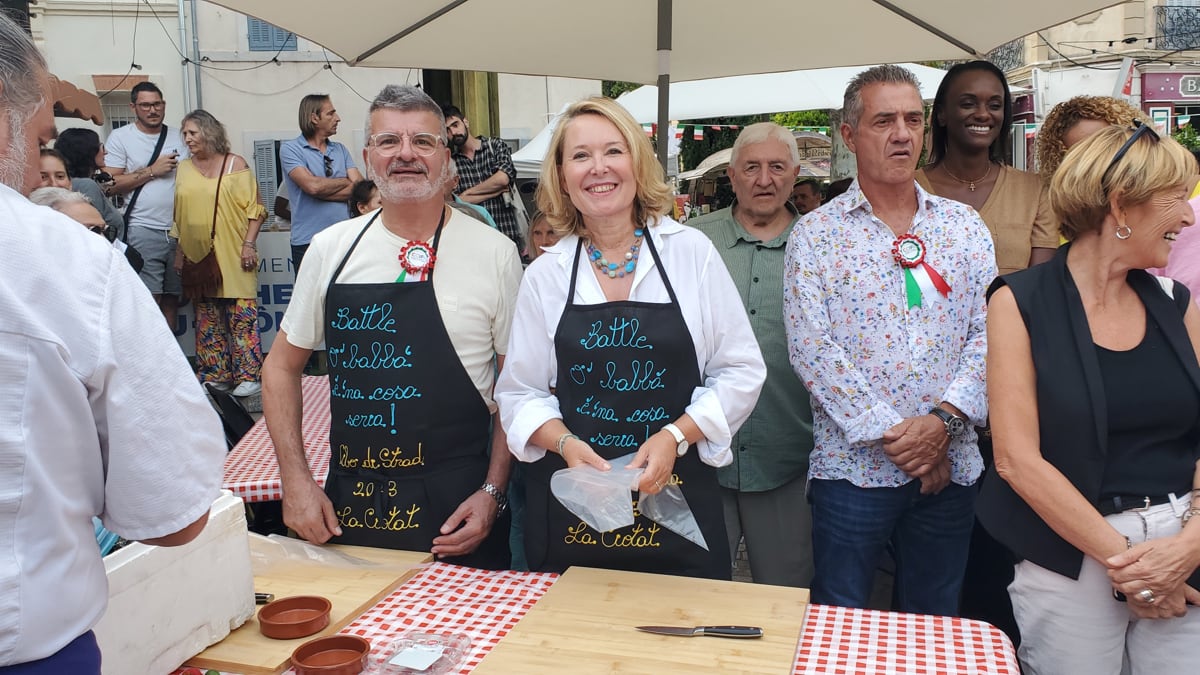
[323,154,334,178]
[1102,120,1159,183]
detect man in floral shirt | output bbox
[783,65,996,616]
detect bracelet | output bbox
[147,168,154,179]
[1183,507,1200,525]
[242,241,257,250]
[556,432,579,457]
[479,482,508,514]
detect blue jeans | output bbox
[809,478,975,616]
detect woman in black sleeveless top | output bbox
[980,123,1200,673]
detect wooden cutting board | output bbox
[185,544,430,675]
[472,566,810,674]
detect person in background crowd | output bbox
[38,148,70,189]
[53,128,125,236]
[915,59,1056,639]
[824,177,853,203]
[689,122,815,587]
[918,60,1056,275]
[0,16,224,672]
[280,94,363,272]
[172,109,266,398]
[104,80,188,328]
[30,187,143,273]
[980,123,1200,674]
[496,96,765,580]
[264,85,520,569]
[443,104,523,253]
[444,161,499,229]
[1149,146,1200,306]
[274,179,291,229]
[525,212,560,262]
[790,179,822,215]
[1036,96,1146,184]
[347,179,380,218]
[785,65,995,616]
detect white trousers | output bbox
[1010,494,1200,675]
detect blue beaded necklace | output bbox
[585,228,643,279]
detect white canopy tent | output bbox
[208,0,1126,166]
[512,63,946,179]
[614,63,953,123]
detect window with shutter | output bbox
[253,139,280,225]
[247,18,297,52]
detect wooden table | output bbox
[472,566,809,674]
[175,562,1017,675]
[222,375,331,502]
[184,544,430,675]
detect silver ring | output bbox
[1137,589,1156,603]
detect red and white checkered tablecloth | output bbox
[222,375,332,503]
[307,562,559,674]
[794,604,1018,675]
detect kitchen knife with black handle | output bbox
[635,625,763,638]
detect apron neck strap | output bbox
[328,210,382,288]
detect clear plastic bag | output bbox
[550,453,708,550]
[550,454,643,532]
[367,632,471,674]
[638,484,709,551]
[247,532,381,576]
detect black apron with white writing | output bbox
[525,234,729,579]
[322,211,508,569]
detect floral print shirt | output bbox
[783,180,995,488]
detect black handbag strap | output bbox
[121,124,170,242]
[209,154,229,242]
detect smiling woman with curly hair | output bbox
[1036,96,1146,181]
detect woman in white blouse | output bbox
[495,97,765,579]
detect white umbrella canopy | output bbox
[614,63,951,123]
[208,0,1125,163]
[207,0,1123,83]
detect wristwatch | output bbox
[662,423,689,457]
[930,406,967,438]
[479,482,508,514]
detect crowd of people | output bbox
[4,7,1200,671]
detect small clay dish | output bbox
[258,595,332,640]
[291,635,371,675]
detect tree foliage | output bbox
[602,81,642,99]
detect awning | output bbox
[51,75,104,125]
[91,74,148,93]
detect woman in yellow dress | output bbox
[173,109,267,397]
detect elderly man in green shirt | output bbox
[689,122,815,587]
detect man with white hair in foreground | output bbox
[0,14,225,673]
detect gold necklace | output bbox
[941,162,993,192]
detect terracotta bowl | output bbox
[291,635,371,675]
[258,595,332,640]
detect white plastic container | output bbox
[93,490,255,675]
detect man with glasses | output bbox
[280,94,363,271]
[105,81,187,327]
[441,105,523,255]
[264,85,522,567]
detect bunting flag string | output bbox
[643,124,835,139]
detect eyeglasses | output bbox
[1102,120,1159,183]
[322,154,333,177]
[86,224,114,241]
[134,101,166,112]
[367,132,444,158]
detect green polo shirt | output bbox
[689,205,814,492]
